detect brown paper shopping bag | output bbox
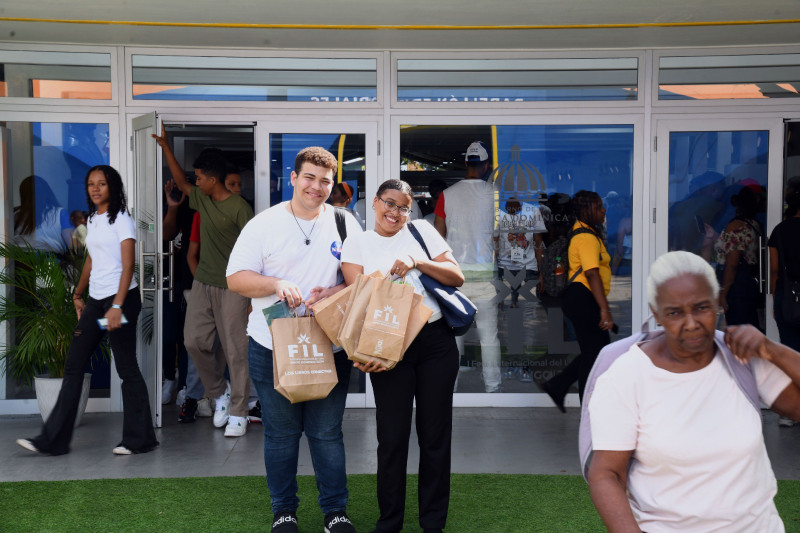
[270,315,338,404]
[337,271,382,358]
[402,293,434,355]
[357,277,415,362]
[310,284,354,345]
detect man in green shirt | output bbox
[166,143,254,438]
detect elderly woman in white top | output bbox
[588,251,800,532]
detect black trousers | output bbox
[32,289,158,455]
[546,283,611,402]
[370,318,459,532]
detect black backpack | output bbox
[539,227,596,300]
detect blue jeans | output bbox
[248,337,351,514]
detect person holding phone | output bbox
[17,165,158,456]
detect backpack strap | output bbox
[564,226,600,286]
[334,207,347,243]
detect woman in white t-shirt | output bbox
[18,165,158,457]
[341,179,464,533]
[588,251,800,532]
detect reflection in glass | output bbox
[3,122,111,399]
[667,130,769,330]
[399,124,634,394]
[0,50,112,100]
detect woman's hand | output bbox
[73,297,85,320]
[599,308,615,331]
[725,324,774,364]
[389,256,416,278]
[104,306,124,331]
[306,284,344,307]
[353,360,387,373]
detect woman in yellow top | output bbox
[543,190,613,412]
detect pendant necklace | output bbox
[289,201,319,245]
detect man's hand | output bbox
[165,180,186,207]
[275,279,304,308]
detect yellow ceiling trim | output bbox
[1,16,799,31]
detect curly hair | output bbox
[294,146,338,174]
[85,165,128,225]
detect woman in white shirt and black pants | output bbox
[341,179,464,533]
[18,165,158,456]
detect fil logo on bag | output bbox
[373,305,400,329]
[288,334,325,358]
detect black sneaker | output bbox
[324,511,356,533]
[178,397,198,423]
[271,511,298,533]
[248,400,262,424]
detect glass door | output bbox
[131,112,165,426]
[654,118,784,338]
[257,120,379,407]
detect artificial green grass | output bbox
[1,474,798,532]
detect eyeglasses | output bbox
[377,197,412,216]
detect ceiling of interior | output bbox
[1,0,799,51]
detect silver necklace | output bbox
[289,201,319,245]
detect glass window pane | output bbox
[399,124,634,394]
[659,54,800,100]
[268,133,367,393]
[133,55,377,102]
[666,130,769,330]
[0,50,112,100]
[397,58,638,102]
[3,121,111,399]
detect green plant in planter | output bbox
[0,241,109,385]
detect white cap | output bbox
[465,141,489,163]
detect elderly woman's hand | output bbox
[724,324,774,364]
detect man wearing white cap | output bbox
[433,141,502,392]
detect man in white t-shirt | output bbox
[434,141,502,392]
[226,147,361,533]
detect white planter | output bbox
[33,373,92,428]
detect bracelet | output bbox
[409,255,417,269]
[111,304,122,309]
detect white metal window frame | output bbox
[390,50,647,110]
[0,43,120,108]
[652,45,800,109]
[390,113,647,407]
[123,48,385,110]
[0,110,121,412]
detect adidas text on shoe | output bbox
[178,397,198,423]
[324,511,356,533]
[271,511,298,533]
[224,415,248,437]
[197,397,213,417]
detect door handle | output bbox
[162,241,175,303]
[140,252,158,296]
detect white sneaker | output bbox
[197,397,213,417]
[224,415,248,437]
[175,387,186,407]
[112,446,133,455]
[161,379,177,405]
[16,439,41,454]
[213,382,231,428]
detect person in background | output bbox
[495,199,546,308]
[587,251,800,532]
[226,147,362,533]
[543,190,614,410]
[769,177,800,427]
[423,179,447,224]
[69,210,88,255]
[434,141,502,393]
[329,182,354,208]
[154,126,254,438]
[17,165,158,456]
[13,175,71,255]
[714,185,764,329]
[342,179,463,533]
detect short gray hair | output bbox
[647,251,719,309]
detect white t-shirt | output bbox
[341,220,450,323]
[589,343,791,533]
[495,203,547,271]
[437,179,495,271]
[85,210,138,300]
[226,202,362,350]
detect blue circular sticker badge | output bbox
[330,240,342,260]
